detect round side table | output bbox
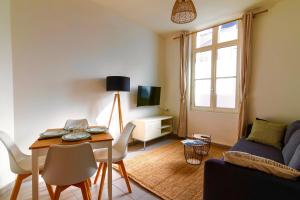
[193,134,211,156]
[183,142,204,165]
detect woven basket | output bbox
[183,144,204,165]
[193,134,211,156]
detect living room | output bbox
[1,0,300,200]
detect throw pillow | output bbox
[289,144,300,171]
[224,151,300,180]
[246,118,268,137]
[247,119,286,149]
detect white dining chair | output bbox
[42,143,97,200]
[0,131,54,200]
[93,122,136,200]
[64,119,89,130]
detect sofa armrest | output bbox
[203,159,300,200]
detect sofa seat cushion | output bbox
[231,139,284,163]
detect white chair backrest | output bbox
[0,131,27,174]
[114,123,136,156]
[42,143,97,186]
[64,119,89,130]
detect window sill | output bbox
[190,106,239,114]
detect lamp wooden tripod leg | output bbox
[108,92,124,133]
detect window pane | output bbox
[216,78,236,108]
[218,21,238,43]
[195,80,211,107]
[196,28,212,48]
[216,46,237,78]
[195,51,212,79]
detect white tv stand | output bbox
[132,115,174,150]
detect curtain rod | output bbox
[173,9,268,40]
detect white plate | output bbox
[86,127,108,134]
[62,132,91,141]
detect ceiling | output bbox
[92,0,282,36]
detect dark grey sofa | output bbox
[203,120,300,200]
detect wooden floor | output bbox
[0,135,178,200]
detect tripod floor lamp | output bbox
[106,76,130,133]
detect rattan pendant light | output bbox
[171,0,197,24]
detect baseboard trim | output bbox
[211,142,232,149]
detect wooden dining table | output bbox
[29,129,114,200]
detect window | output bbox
[191,21,240,112]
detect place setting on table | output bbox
[39,125,109,141]
[38,119,109,142]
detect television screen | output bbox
[137,86,161,107]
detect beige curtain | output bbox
[177,33,190,138]
[238,12,254,138]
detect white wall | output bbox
[0,0,15,189]
[164,37,239,146]
[11,0,164,152]
[249,0,300,123]
[163,37,181,120]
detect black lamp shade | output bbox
[106,76,130,92]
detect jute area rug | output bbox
[122,141,229,200]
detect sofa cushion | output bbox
[284,120,300,145]
[247,119,286,149]
[282,130,300,164]
[289,144,300,170]
[224,151,300,180]
[231,139,284,163]
[245,118,268,137]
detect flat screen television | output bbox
[137,86,161,107]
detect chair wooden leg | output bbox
[10,174,30,200]
[53,186,63,200]
[78,182,89,200]
[118,165,124,177]
[45,183,54,200]
[54,185,70,200]
[94,162,103,184]
[87,178,92,187]
[98,163,107,200]
[84,181,92,200]
[119,160,132,193]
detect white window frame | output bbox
[191,21,241,113]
